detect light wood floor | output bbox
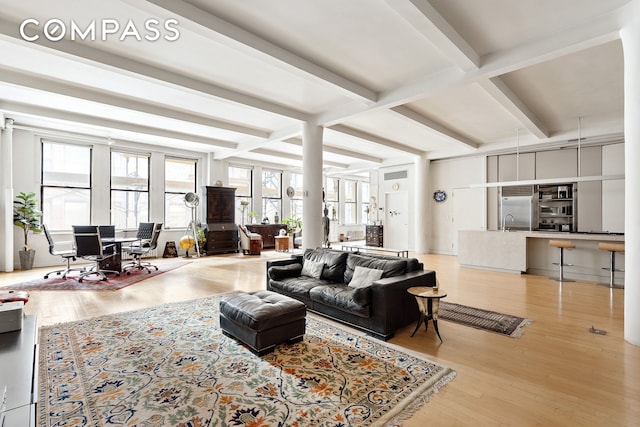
[2,251,639,426]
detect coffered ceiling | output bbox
[0,0,631,174]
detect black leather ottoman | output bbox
[220,290,306,356]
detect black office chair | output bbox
[121,222,154,273]
[72,225,120,282]
[42,224,85,279]
[123,223,162,274]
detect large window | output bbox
[262,169,282,223]
[344,180,357,225]
[361,182,370,224]
[229,165,252,224]
[41,141,91,231]
[289,173,303,220]
[325,178,339,221]
[111,151,149,229]
[165,157,196,229]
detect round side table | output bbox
[407,286,447,342]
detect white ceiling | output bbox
[0,0,632,174]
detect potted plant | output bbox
[247,210,258,224]
[282,217,302,235]
[282,217,302,249]
[13,191,42,270]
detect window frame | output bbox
[110,150,150,230]
[164,156,197,229]
[40,140,92,232]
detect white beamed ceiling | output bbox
[0,0,632,173]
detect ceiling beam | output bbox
[386,0,480,71]
[0,68,270,139]
[125,0,377,103]
[285,138,384,163]
[478,77,549,139]
[252,148,348,169]
[390,105,478,149]
[0,18,312,122]
[1,101,239,149]
[316,9,623,132]
[330,124,425,156]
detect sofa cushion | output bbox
[301,259,324,279]
[303,248,348,283]
[345,253,407,284]
[269,276,331,299]
[268,263,303,281]
[348,266,383,289]
[309,285,370,317]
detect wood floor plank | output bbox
[1,250,639,426]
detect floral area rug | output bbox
[39,294,456,426]
[439,301,532,338]
[2,261,189,291]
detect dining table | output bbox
[100,236,139,272]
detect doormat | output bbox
[439,301,532,338]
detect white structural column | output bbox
[0,118,14,272]
[302,123,323,249]
[414,154,430,254]
[621,2,640,346]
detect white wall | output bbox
[376,164,415,250]
[429,156,485,255]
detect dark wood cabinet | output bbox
[366,225,383,247]
[204,186,238,254]
[246,224,287,249]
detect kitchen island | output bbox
[458,230,624,285]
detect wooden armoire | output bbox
[203,186,239,254]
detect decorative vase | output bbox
[19,249,36,270]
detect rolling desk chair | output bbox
[123,223,162,274]
[42,224,85,279]
[72,225,119,282]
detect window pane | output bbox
[291,173,304,198]
[229,166,252,197]
[166,158,196,193]
[361,182,370,201]
[111,190,148,229]
[111,152,149,191]
[345,203,356,225]
[326,178,339,202]
[263,198,281,223]
[262,170,281,198]
[42,142,90,187]
[42,187,90,230]
[291,199,303,220]
[236,196,252,224]
[165,193,191,229]
[344,180,356,202]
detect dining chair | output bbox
[123,223,162,274]
[42,224,85,279]
[72,225,120,282]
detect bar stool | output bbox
[599,242,625,289]
[549,240,575,282]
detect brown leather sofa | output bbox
[266,248,436,340]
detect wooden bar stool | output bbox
[599,242,625,288]
[549,240,575,282]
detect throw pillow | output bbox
[301,259,324,279]
[348,266,383,289]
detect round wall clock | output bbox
[433,190,447,203]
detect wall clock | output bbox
[433,190,447,203]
